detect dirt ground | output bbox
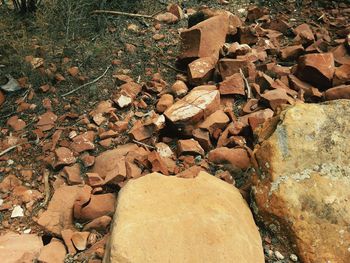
[0,0,349,262]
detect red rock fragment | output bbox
[192,128,212,151]
[324,85,350,100]
[37,111,57,131]
[179,14,229,62]
[218,58,256,80]
[198,110,230,135]
[297,53,335,90]
[70,131,95,153]
[81,153,95,167]
[157,94,174,113]
[63,164,83,185]
[334,64,350,86]
[332,44,350,65]
[246,6,269,22]
[71,232,90,251]
[155,12,178,24]
[61,229,77,255]
[176,165,205,179]
[74,193,116,222]
[0,90,5,107]
[38,238,67,263]
[86,173,105,187]
[279,45,304,61]
[261,89,295,110]
[208,147,251,170]
[171,80,188,97]
[218,73,245,95]
[68,66,79,77]
[7,115,26,131]
[188,56,217,85]
[83,215,112,232]
[148,151,168,175]
[177,139,205,156]
[294,23,315,46]
[167,4,183,19]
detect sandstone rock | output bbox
[37,111,57,131]
[71,232,90,251]
[155,12,178,24]
[333,64,350,86]
[177,139,205,156]
[198,109,230,135]
[63,164,83,185]
[61,229,76,255]
[37,185,92,235]
[324,85,350,100]
[218,73,245,95]
[0,232,43,263]
[179,14,229,62]
[188,56,217,85]
[70,131,95,153]
[104,172,264,263]
[83,215,112,232]
[294,23,315,45]
[261,89,295,110]
[279,45,304,61]
[297,53,335,90]
[164,88,220,135]
[37,238,67,263]
[171,80,188,97]
[253,100,350,263]
[0,90,5,106]
[7,115,26,131]
[208,147,251,170]
[218,58,255,80]
[192,128,212,151]
[156,94,174,113]
[55,147,76,167]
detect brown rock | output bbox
[294,23,315,45]
[177,139,205,156]
[156,94,174,113]
[179,14,229,62]
[86,173,105,187]
[129,121,154,141]
[279,45,304,61]
[208,147,251,170]
[0,90,5,107]
[37,185,92,235]
[0,232,43,263]
[218,58,256,80]
[7,115,26,131]
[288,74,322,100]
[68,66,79,77]
[192,128,212,151]
[155,12,178,24]
[37,111,57,131]
[61,229,77,255]
[74,193,116,222]
[63,164,83,185]
[253,101,350,263]
[83,215,112,232]
[70,131,95,153]
[148,151,169,175]
[71,232,90,251]
[81,154,95,167]
[55,147,76,167]
[246,6,268,22]
[218,73,245,95]
[198,110,230,134]
[324,85,350,100]
[333,64,350,86]
[188,56,217,85]
[171,80,188,97]
[38,238,67,263]
[125,160,142,179]
[176,165,205,178]
[104,172,264,263]
[297,53,335,90]
[225,42,251,58]
[167,4,183,19]
[261,89,295,110]
[332,44,350,65]
[164,88,220,135]
[239,109,274,127]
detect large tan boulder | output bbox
[253,100,350,263]
[104,172,264,263]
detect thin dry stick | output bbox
[0,141,31,157]
[62,65,112,97]
[92,10,154,19]
[42,169,50,207]
[132,139,155,150]
[240,69,252,99]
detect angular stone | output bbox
[104,172,264,263]
[297,53,335,90]
[261,89,295,110]
[192,128,212,151]
[83,215,112,232]
[198,110,230,134]
[71,232,90,251]
[177,139,205,156]
[171,80,188,97]
[63,164,83,185]
[55,147,76,167]
[208,147,251,170]
[0,232,43,263]
[279,45,304,61]
[7,116,26,131]
[324,85,350,100]
[188,56,217,85]
[156,94,174,113]
[218,73,245,95]
[294,23,315,45]
[179,14,229,62]
[38,238,67,263]
[37,111,57,131]
[333,64,350,86]
[253,100,350,263]
[218,58,255,80]
[37,185,92,236]
[70,131,95,153]
[164,88,220,135]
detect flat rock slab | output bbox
[253,100,350,263]
[104,172,264,263]
[0,232,43,263]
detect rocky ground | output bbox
[0,0,349,262]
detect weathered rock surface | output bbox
[0,232,43,263]
[253,100,350,263]
[104,172,264,263]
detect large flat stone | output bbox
[253,100,350,263]
[104,172,264,263]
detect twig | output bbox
[132,139,155,149]
[42,169,50,207]
[0,139,37,157]
[158,60,186,74]
[240,69,252,99]
[92,10,154,19]
[62,65,112,97]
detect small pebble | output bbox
[275,251,285,260]
[11,205,24,218]
[290,254,298,262]
[23,228,31,234]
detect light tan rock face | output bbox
[0,232,43,263]
[253,100,350,263]
[104,172,264,263]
